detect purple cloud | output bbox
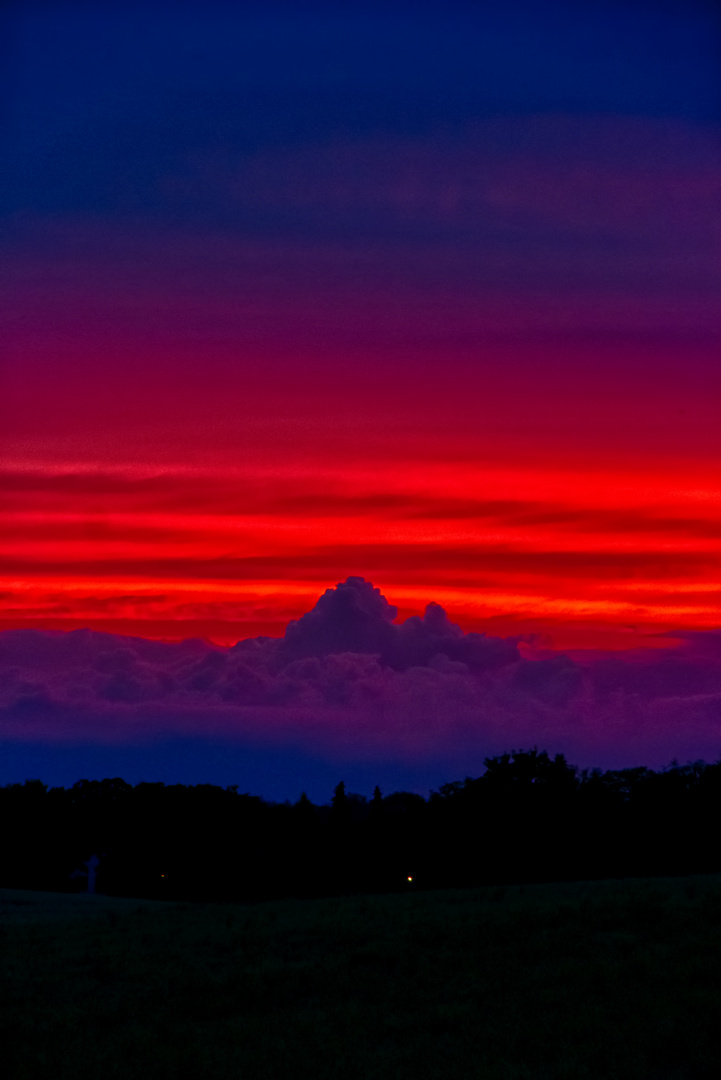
[280,578,398,661]
[1,579,720,774]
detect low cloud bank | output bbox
[1,578,720,772]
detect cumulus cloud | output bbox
[279,578,398,661]
[1,579,720,770]
[277,578,521,673]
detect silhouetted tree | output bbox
[4,749,721,901]
[331,780,349,815]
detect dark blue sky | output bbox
[4,0,720,217]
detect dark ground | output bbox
[3,873,721,1078]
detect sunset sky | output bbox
[2,2,720,795]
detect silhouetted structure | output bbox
[70,854,100,893]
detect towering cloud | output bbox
[278,577,520,672]
[280,578,398,662]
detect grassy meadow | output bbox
[2,875,721,1079]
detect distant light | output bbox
[161,874,165,878]
[407,876,413,882]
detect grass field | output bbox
[2,875,721,1079]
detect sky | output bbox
[1,2,720,795]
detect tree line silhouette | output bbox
[3,749,721,901]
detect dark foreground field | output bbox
[2,876,721,1079]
